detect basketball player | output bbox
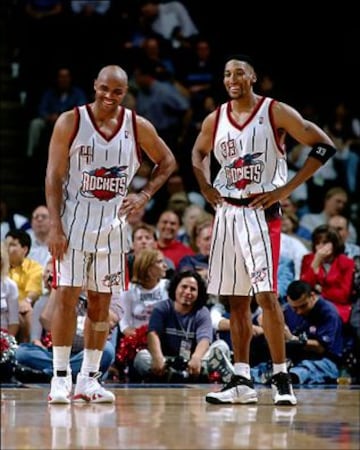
[45,65,176,403]
[191,55,337,405]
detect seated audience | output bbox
[156,210,195,268]
[26,66,87,159]
[278,255,296,304]
[127,222,175,279]
[1,241,19,337]
[283,280,344,384]
[137,1,199,49]
[133,271,232,382]
[178,217,213,278]
[280,232,308,279]
[120,249,169,338]
[328,215,360,259]
[27,205,51,269]
[347,255,360,382]
[281,210,311,249]
[117,248,169,379]
[210,297,266,367]
[6,229,43,343]
[300,224,355,323]
[177,203,208,247]
[300,186,357,244]
[0,200,30,242]
[15,260,119,382]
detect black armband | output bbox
[308,143,336,164]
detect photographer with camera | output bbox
[133,270,233,382]
[15,259,119,383]
[283,280,344,384]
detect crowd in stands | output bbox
[1,0,360,385]
[1,190,360,385]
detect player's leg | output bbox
[73,251,123,403]
[49,250,84,403]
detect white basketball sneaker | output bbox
[73,373,115,403]
[206,375,258,404]
[48,374,72,404]
[271,372,297,406]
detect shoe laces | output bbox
[272,372,292,395]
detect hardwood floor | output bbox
[1,383,359,449]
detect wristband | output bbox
[140,190,151,200]
[308,143,336,164]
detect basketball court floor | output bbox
[1,382,359,449]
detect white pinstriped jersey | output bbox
[212,97,288,198]
[60,104,141,254]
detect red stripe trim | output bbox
[269,99,286,155]
[267,217,281,293]
[212,106,222,148]
[85,104,125,142]
[69,107,80,147]
[124,254,130,291]
[51,257,58,289]
[227,96,266,130]
[132,110,142,165]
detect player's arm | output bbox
[250,102,337,209]
[135,115,177,199]
[191,112,222,209]
[274,101,337,192]
[191,112,215,189]
[45,110,75,259]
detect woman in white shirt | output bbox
[1,240,19,336]
[120,248,169,336]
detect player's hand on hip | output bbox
[202,185,222,210]
[249,187,289,209]
[118,192,147,218]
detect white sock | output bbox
[273,362,288,375]
[80,349,103,376]
[234,362,251,379]
[53,346,72,375]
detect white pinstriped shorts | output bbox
[207,202,281,296]
[54,248,128,293]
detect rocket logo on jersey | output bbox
[80,166,128,201]
[225,152,264,189]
